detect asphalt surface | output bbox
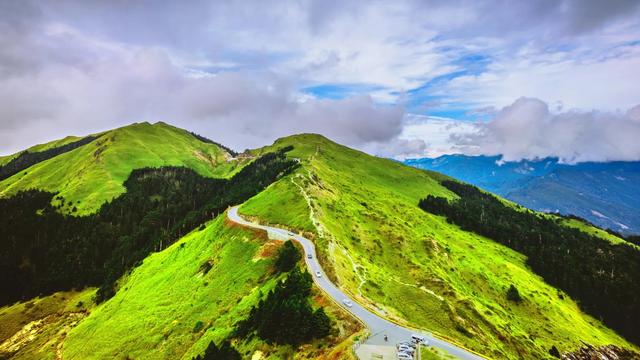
[227,206,485,360]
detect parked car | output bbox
[315,271,322,278]
[342,299,353,307]
[397,352,413,359]
[398,346,415,354]
[397,341,416,349]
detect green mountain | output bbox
[0,124,638,360]
[0,122,244,215]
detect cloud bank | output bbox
[450,98,640,163]
[0,1,639,161]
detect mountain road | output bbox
[227,206,485,360]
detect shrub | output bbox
[506,284,523,303]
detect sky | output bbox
[1,0,639,162]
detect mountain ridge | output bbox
[405,154,640,235]
[1,123,638,359]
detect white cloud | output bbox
[1,0,640,160]
[450,97,640,163]
[399,115,479,158]
[438,43,640,111]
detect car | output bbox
[315,271,322,278]
[307,253,312,259]
[411,334,426,344]
[342,299,353,307]
[398,346,414,354]
[397,353,412,360]
[397,342,416,349]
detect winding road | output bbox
[228,206,485,360]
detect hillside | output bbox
[0,122,245,214]
[405,155,640,235]
[1,216,361,359]
[240,134,639,359]
[0,128,360,359]
[1,127,638,360]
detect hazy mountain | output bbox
[405,155,640,234]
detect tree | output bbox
[235,268,332,345]
[193,340,240,360]
[274,240,301,273]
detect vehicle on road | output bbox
[307,254,312,259]
[397,341,416,349]
[315,271,322,278]
[342,299,353,307]
[411,334,426,344]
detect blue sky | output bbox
[1,1,639,161]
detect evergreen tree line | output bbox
[418,180,640,344]
[192,340,241,360]
[0,135,99,181]
[189,132,238,157]
[0,147,297,306]
[235,242,332,345]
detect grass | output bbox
[421,345,460,359]
[0,289,96,359]
[561,218,636,247]
[60,213,359,359]
[239,134,638,359]
[2,127,636,359]
[0,122,246,214]
[0,135,85,166]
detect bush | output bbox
[506,284,522,303]
[193,320,204,333]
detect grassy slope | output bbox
[0,135,84,166]
[0,289,96,360]
[61,214,359,360]
[240,134,636,359]
[0,122,245,214]
[561,218,636,247]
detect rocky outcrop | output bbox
[562,344,639,360]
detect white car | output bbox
[397,342,416,349]
[397,353,412,360]
[342,299,353,307]
[398,346,415,354]
[315,271,322,278]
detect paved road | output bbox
[228,206,485,360]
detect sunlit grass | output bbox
[239,133,637,359]
[0,122,246,214]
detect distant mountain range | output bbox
[405,155,640,235]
